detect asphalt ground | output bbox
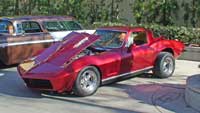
[0,60,199,113]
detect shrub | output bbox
[90,22,200,46]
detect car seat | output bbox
[134,32,147,45]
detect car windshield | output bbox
[43,21,82,32]
[0,20,12,34]
[93,30,126,48]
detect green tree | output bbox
[182,0,200,27]
[132,0,179,26]
[0,0,15,16]
[110,0,121,22]
[86,0,121,24]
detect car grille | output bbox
[24,79,53,89]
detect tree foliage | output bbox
[132,0,179,26]
[0,0,121,25]
[132,0,200,27]
[1,0,200,29]
[182,0,200,27]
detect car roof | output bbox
[97,26,146,32]
[0,16,75,22]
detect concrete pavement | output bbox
[0,60,199,113]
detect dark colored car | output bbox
[18,26,185,96]
[0,16,92,65]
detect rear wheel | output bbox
[153,52,175,78]
[73,66,100,96]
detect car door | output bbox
[130,31,157,71]
[5,21,53,65]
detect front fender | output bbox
[62,56,102,91]
[69,52,122,81]
[70,56,102,75]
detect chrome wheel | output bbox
[80,70,98,92]
[153,52,175,78]
[162,57,174,75]
[73,66,100,96]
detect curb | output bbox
[179,47,200,61]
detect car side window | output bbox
[43,21,62,31]
[22,21,42,33]
[43,21,82,32]
[0,20,14,34]
[61,21,82,30]
[132,31,147,46]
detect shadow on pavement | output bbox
[0,69,42,98]
[45,95,140,113]
[107,82,198,113]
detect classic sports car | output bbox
[0,16,94,65]
[18,26,184,96]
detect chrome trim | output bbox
[102,66,153,82]
[0,39,55,48]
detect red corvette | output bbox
[18,26,184,96]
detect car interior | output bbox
[22,22,42,33]
[133,32,147,45]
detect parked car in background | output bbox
[18,26,185,96]
[42,17,94,41]
[0,16,94,65]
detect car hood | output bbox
[33,32,100,67]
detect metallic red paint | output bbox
[18,26,185,93]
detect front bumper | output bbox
[18,66,76,93]
[23,78,53,89]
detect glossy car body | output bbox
[0,16,94,65]
[18,26,185,94]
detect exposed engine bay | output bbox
[73,46,108,60]
[73,49,94,59]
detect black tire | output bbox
[153,52,175,78]
[73,66,100,97]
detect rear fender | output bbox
[150,40,184,58]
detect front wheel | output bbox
[153,52,175,78]
[73,66,100,97]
